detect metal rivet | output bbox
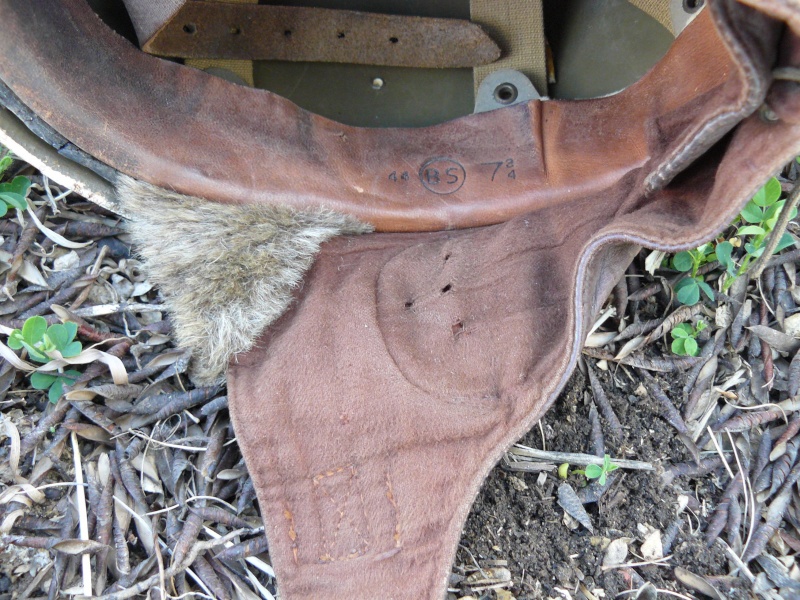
[759,104,779,123]
[493,83,518,105]
[682,0,704,13]
[372,77,385,90]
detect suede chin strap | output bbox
[225,2,800,599]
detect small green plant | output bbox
[722,176,797,286]
[30,369,82,404]
[583,454,619,486]
[7,316,83,403]
[0,146,14,179]
[672,243,716,305]
[671,177,798,300]
[8,316,82,362]
[670,321,707,356]
[571,454,620,486]
[0,175,30,217]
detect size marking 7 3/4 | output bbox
[385,157,517,195]
[481,158,516,181]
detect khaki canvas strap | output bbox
[470,0,676,98]
[471,0,548,95]
[128,0,675,96]
[629,0,676,34]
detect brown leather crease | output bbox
[0,0,782,232]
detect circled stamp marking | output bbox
[419,158,466,195]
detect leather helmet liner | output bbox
[3,1,800,598]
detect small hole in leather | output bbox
[376,231,539,398]
[389,37,399,44]
[183,23,196,35]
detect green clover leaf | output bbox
[584,464,602,480]
[752,177,781,207]
[21,316,47,345]
[675,277,700,305]
[715,241,735,275]
[740,201,763,224]
[672,251,693,272]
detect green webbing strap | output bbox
[471,0,548,96]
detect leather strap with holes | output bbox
[184,0,259,88]
[144,2,501,69]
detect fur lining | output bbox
[116,176,372,384]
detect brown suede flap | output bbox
[227,2,800,598]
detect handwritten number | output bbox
[480,158,518,182]
[389,171,410,183]
[484,161,503,182]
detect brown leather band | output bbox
[0,0,775,232]
[144,2,501,68]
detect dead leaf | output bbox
[748,325,800,353]
[52,250,80,271]
[17,260,49,288]
[585,331,616,348]
[674,566,724,599]
[557,483,593,533]
[640,529,663,560]
[603,538,628,567]
[784,313,800,338]
[50,539,108,555]
[644,250,666,275]
[614,336,645,360]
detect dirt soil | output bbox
[456,369,735,600]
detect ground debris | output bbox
[0,170,273,599]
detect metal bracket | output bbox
[474,69,541,113]
[670,0,705,35]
